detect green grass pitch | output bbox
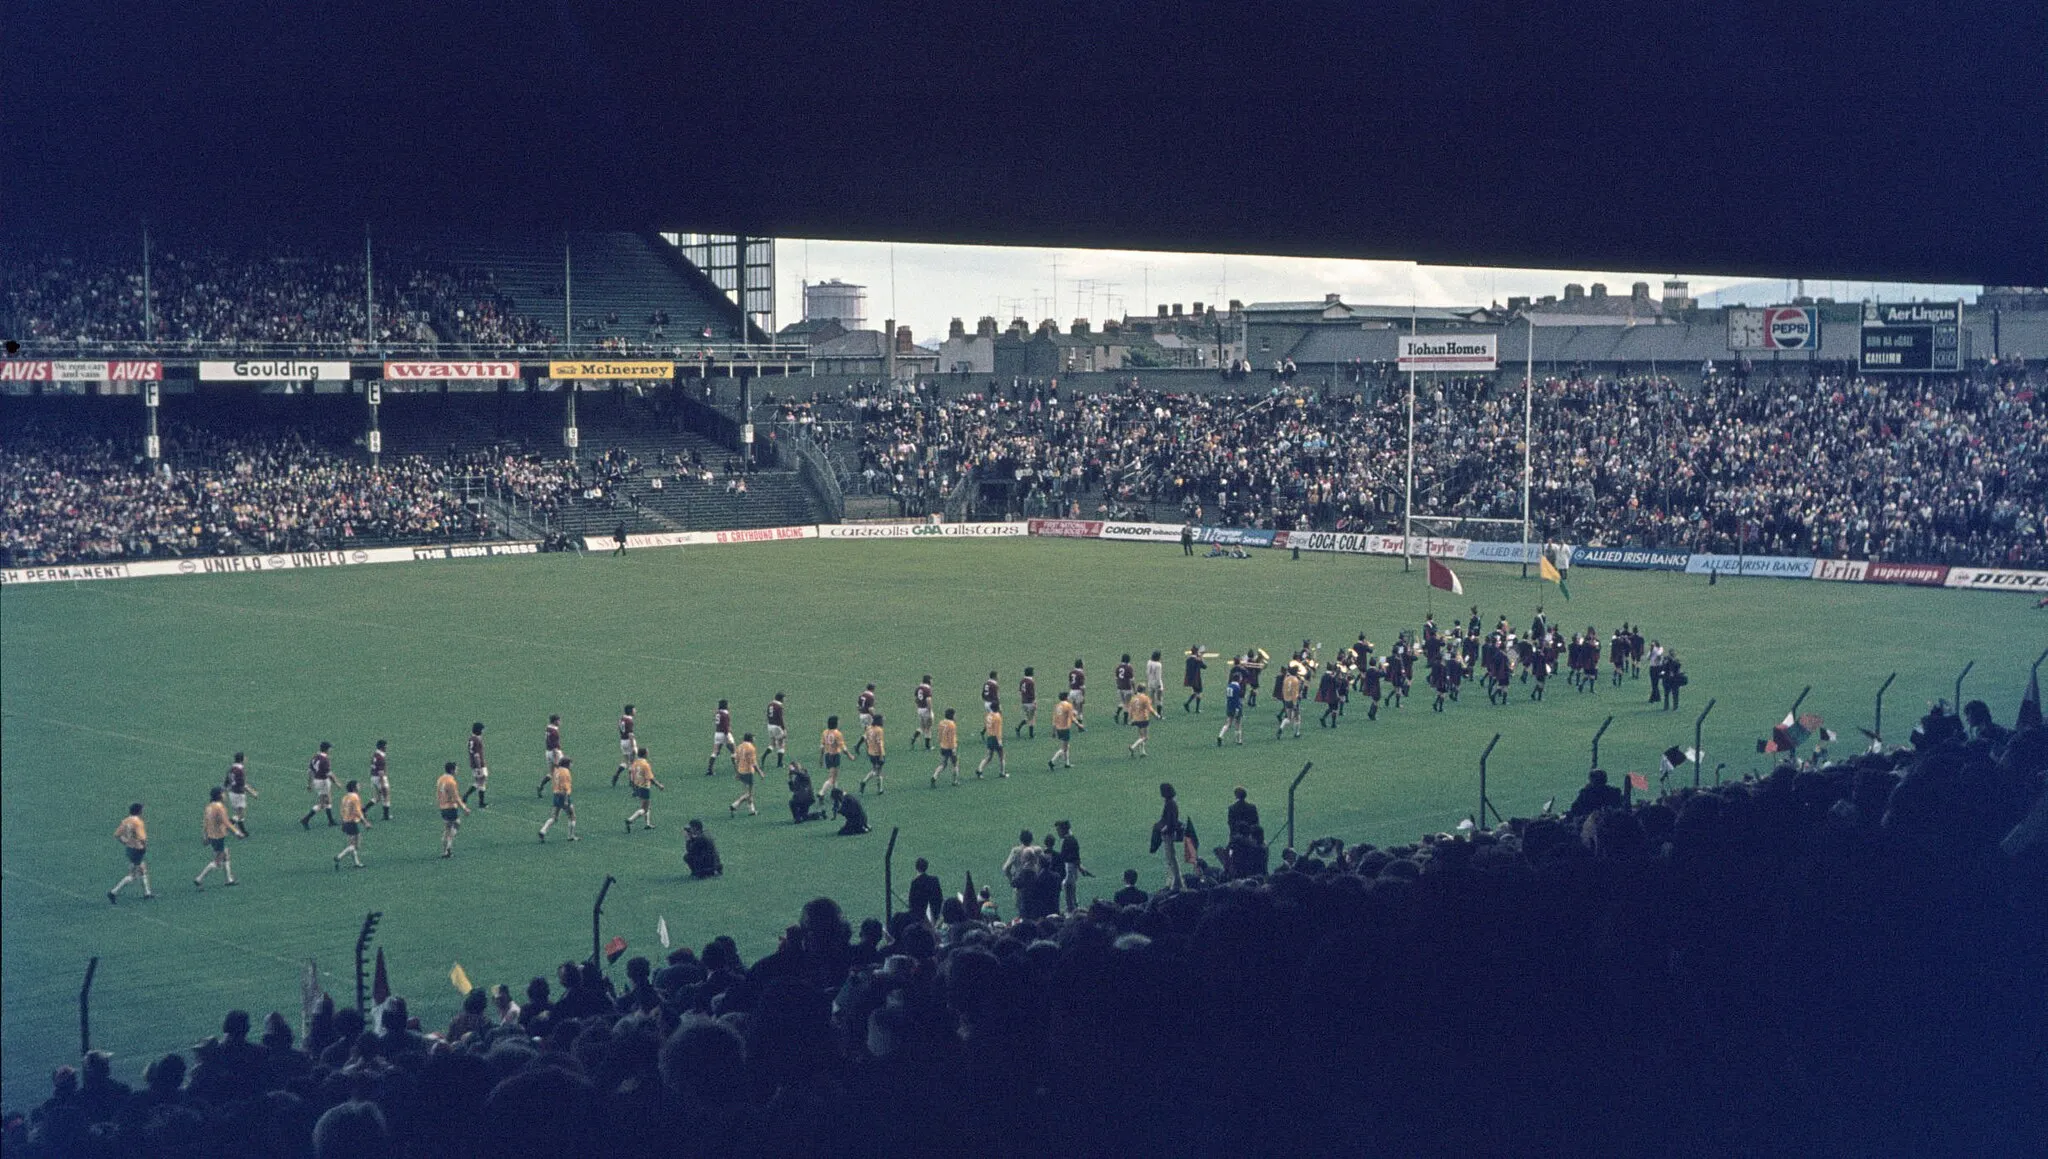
[2,537,2036,1104]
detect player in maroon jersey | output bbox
[909,676,935,750]
[1016,668,1038,738]
[1113,654,1136,723]
[853,684,878,754]
[461,723,489,807]
[612,705,637,784]
[223,753,255,837]
[370,739,392,820]
[540,714,563,796]
[765,693,789,767]
[982,671,1001,715]
[299,741,335,829]
[707,700,735,775]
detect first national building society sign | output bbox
[1397,334,1498,372]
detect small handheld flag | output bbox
[657,916,671,950]
[1627,772,1649,792]
[449,963,472,994]
[371,948,391,1005]
[604,936,628,964]
[1427,558,1464,595]
[1540,554,1571,600]
[2020,667,2043,732]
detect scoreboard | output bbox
[1859,301,1962,373]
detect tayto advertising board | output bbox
[1028,519,1104,539]
[1863,561,1948,586]
[1943,567,2048,593]
[547,360,674,379]
[1397,334,1498,372]
[1570,546,1692,571]
[1195,526,1277,548]
[199,360,351,381]
[1810,559,1869,582]
[1366,534,1470,558]
[384,361,522,380]
[1683,554,1817,579]
[1098,522,1183,543]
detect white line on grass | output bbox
[1,866,341,978]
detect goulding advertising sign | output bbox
[1569,546,1691,571]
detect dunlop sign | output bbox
[1397,334,1497,372]
[547,361,674,379]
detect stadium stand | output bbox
[5,702,2039,1157]
[1,232,748,354]
[827,372,2047,566]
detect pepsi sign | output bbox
[1762,307,1818,350]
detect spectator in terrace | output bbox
[1566,768,1624,820]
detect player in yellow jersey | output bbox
[539,758,578,841]
[931,708,960,786]
[624,747,666,831]
[195,787,238,888]
[333,781,371,869]
[976,708,1008,778]
[1279,667,1305,739]
[436,761,470,857]
[858,715,887,794]
[108,802,152,902]
[1049,693,1077,769]
[819,716,847,808]
[1127,689,1156,757]
[730,734,761,816]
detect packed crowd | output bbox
[837,372,2047,565]
[2,242,555,351]
[1,425,495,565]
[8,700,2040,1156]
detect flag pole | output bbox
[1521,313,1534,578]
[1478,733,1502,828]
[1404,366,1416,573]
[1872,672,1897,749]
[1589,715,1613,772]
[591,875,615,966]
[1952,661,1973,712]
[1694,698,1715,790]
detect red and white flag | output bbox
[1427,558,1464,595]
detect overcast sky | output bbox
[773,238,1977,345]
